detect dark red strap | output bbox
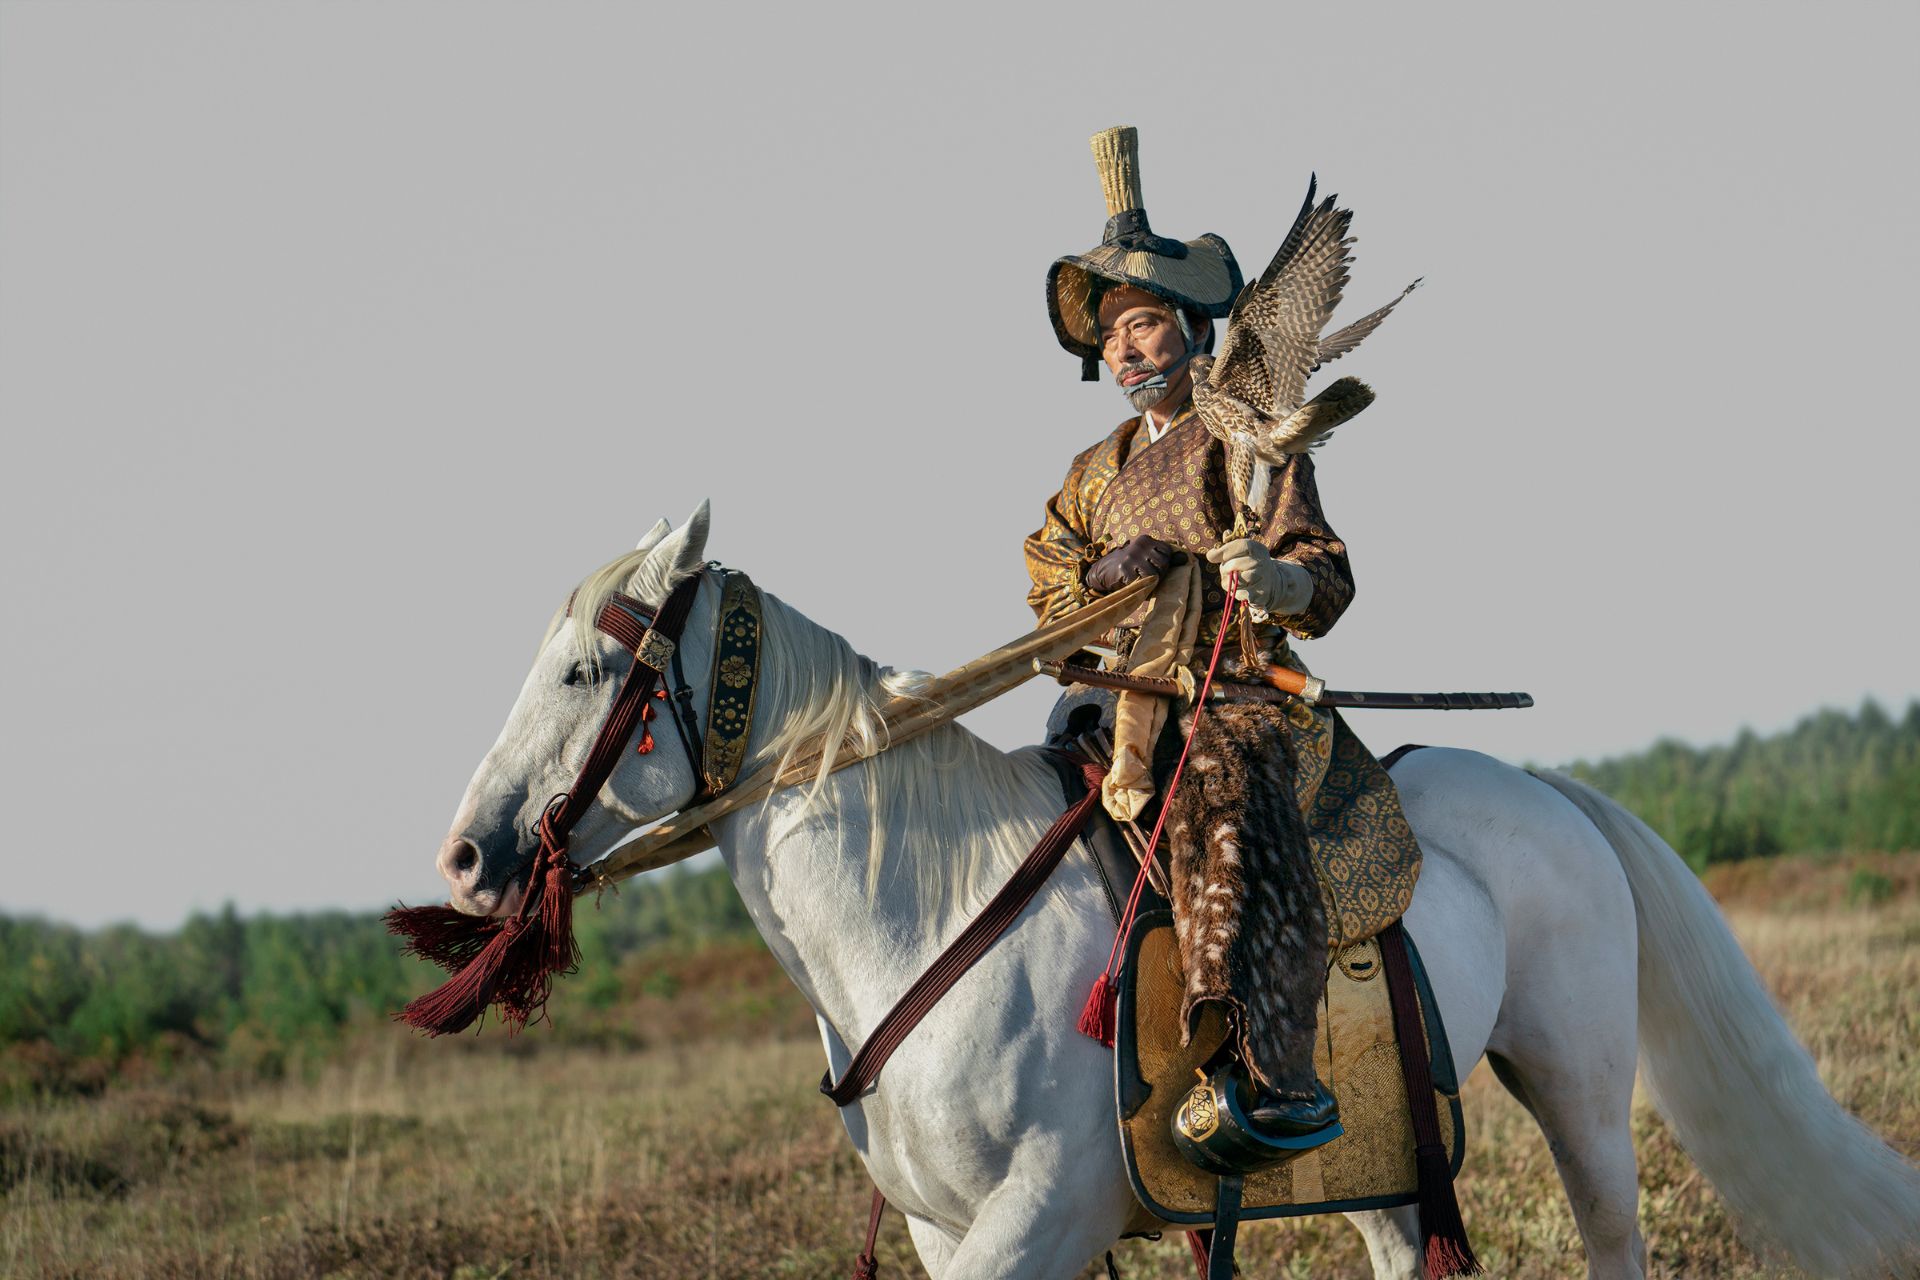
[1380,924,1443,1157]
[530,577,704,871]
[1186,1229,1211,1277]
[564,582,701,815]
[821,756,1107,1106]
[1380,921,1481,1278]
[387,574,709,1038]
[851,1187,886,1280]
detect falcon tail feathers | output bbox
[1258,377,1376,457]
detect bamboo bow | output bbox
[576,577,1157,891]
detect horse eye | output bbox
[562,662,591,688]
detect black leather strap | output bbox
[1207,1175,1244,1280]
[665,640,708,799]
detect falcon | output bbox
[1189,176,1421,528]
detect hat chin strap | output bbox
[1124,343,1194,401]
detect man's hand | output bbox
[1206,538,1312,618]
[1085,535,1182,595]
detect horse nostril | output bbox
[451,842,478,875]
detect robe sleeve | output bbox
[1261,452,1353,639]
[1024,444,1102,625]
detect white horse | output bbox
[433,505,1920,1280]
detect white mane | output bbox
[552,553,1061,918]
[747,585,1060,918]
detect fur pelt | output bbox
[1165,700,1328,1094]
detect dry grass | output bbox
[3,857,1915,1279]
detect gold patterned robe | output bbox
[1025,407,1419,950]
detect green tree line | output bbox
[0,865,753,1087]
[1565,699,1920,869]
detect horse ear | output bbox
[629,500,711,604]
[635,518,672,553]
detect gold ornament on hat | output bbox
[1091,125,1144,217]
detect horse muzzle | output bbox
[436,831,531,917]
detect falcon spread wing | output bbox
[1190,177,1421,520]
[1207,176,1354,420]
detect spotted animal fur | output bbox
[1165,700,1328,1095]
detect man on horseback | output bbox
[1026,126,1422,1155]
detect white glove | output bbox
[1206,538,1312,620]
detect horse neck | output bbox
[704,593,1065,1030]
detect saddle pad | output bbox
[1115,909,1464,1225]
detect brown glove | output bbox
[1085,535,1183,595]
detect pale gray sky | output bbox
[3,2,1915,928]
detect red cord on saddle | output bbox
[1076,577,1242,1047]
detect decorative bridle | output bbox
[386,566,763,1036]
[387,571,1185,1278]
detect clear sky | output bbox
[3,3,1915,928]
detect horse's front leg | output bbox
[930,1154,1133,1280]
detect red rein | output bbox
[1076,579,1241,1047]
[386,575,703,1036]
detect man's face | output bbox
[1099,286,1194,415]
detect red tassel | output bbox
[1415,1142,1481,1278]
[388,838,584,1037]
[385,904,502,973]
[1076,972,1116,1046]
[537,850,582,978]
[394,917,528,1035]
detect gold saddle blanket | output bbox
[1116,910,1464,1228]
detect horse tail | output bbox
[1533,770,1920,1279]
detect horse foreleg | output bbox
[930,1158,1132,1280]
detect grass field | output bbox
[4,852,1915,1279]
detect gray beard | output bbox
[1124,379,1174,414]
[1117,346,1194,415]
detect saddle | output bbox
[1042,745,1471,1275]
[1115,909,1462,1226]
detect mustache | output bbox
[1114,359,1159,385]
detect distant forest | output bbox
[1564,699,1919,869]
[3,699,1915,1086]
[1,868,753,1091]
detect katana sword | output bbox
[1034,659,1533,711]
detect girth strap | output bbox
[821,754,1108,1105]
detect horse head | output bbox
[434,501,717,916]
